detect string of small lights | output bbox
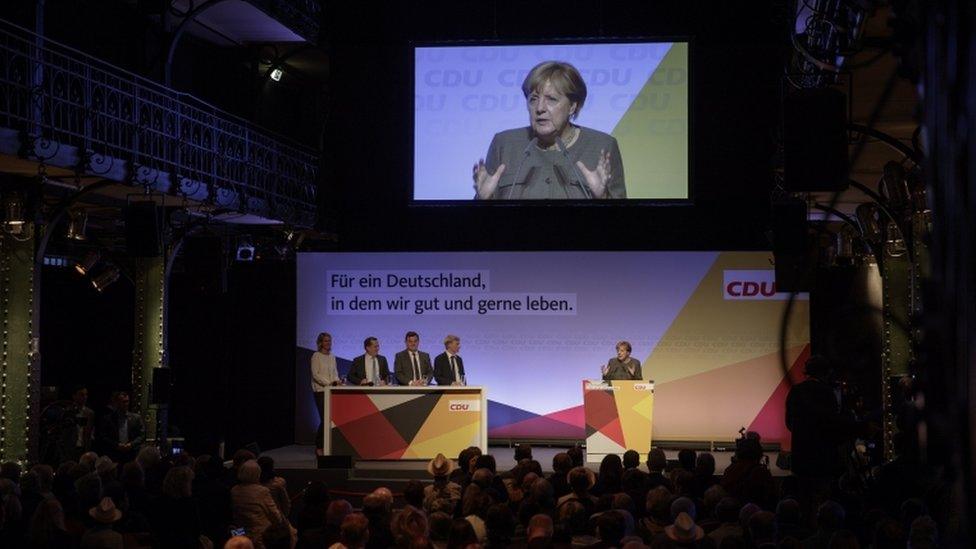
[24,235,34,463]
[133,261,146,414]
[1,235,9,461]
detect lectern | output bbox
[582,380,654,462]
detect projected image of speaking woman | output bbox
[472,60,626,200]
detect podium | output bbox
[323,386,487,460]
[582,380,654,462]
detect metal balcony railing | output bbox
[0,18,318,227]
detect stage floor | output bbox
[266,444,789,478]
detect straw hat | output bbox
[89,496,122,524]
[665,512,704,542]
[426,453,457,476]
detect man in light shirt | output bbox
[433,334,466,386]
[394,331,433,386]
[347,337,391,386]
[311,332,340,454]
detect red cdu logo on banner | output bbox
[722,270,809,301]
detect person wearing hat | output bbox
[81,496,124,549]
[424,453,461,515]
[660,511,710,548]
[556,466,598,514]
[94,455,117,480]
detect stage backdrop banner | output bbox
[295,252,809,446]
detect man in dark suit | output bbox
[347,336,391,385]
[394,331,433,386]
[433,334,466,386]
[94,391,145,463]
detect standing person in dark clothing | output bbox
[94,392,144,463]
[592,454,623,497]
[68,386,95,462]
[646,448,674,493]
[149,466,204,548]
[548,453,574,499]
[785,356,859,519]
[192,456,231,547]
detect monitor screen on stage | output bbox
[295,251,809,445]
[413,41,690,201]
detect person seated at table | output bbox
[601,340,643,380]
[347,337,391,385]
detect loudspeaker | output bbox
[150,367,172,405]
[125,202,163,257]
[772,199,814,292]
[783,88,849,192]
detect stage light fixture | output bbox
[74,250,101,276]
[236,240,255,261]
[90,265,120,292]
[66,210,88,241]
[4,194,25,229]
[881,161,911,213]
[855,203,882,244]
[283,229,306,250]
[884,221,907,257]
[836,225,857,262]
[269,67,283,81]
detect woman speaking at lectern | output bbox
[602,340,643,380]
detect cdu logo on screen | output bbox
[723,270,809,301]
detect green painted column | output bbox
[881,213,930,461]
[132,256,165,443]
[0,223,39,463]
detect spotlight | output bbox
[66,210,88,241]
[283,229,306,250]
[90,265,120,292]
[236,240,255,261]
[4,194,25,230]
[881,161,911,214]
[269,67,283,81]
[855,203,882,245]
[74,250,101,276]
[884,221,907,257]
[835,225,858,262]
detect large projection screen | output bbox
[295,252,809,446]
[413,41,690,201]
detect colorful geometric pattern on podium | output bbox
[584,381,654,456]
[329,391,482,459]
